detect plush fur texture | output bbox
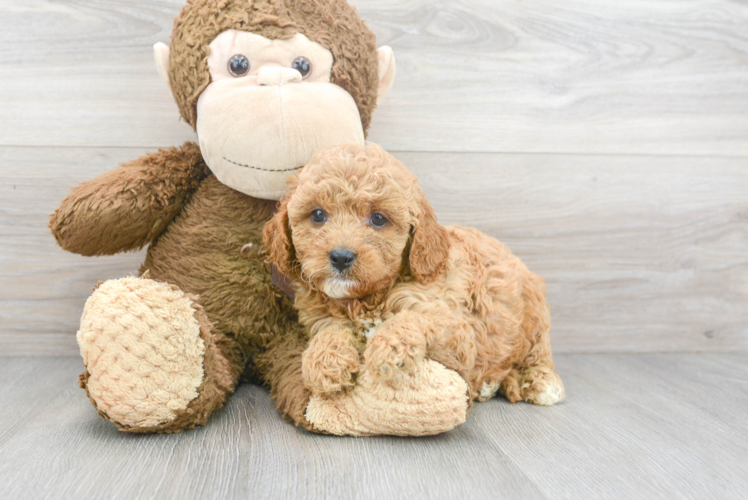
[79,279,244,433]
[49,143,209,257]
[264,144,565,406]
[139,171,299,383]
[170,0,379,132]
[305,359,468,436]
[78,277,207,429]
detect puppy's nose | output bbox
[329,248,356,272]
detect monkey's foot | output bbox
[305,359,468,436]
[77,277,238,433]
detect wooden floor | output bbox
[1,354,746,500]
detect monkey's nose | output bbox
[329,248,356,272]
[257,67,302,86]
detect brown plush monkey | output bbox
[50,0,468,435]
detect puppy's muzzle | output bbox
[329,248,356,272]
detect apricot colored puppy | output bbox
[263,143,565,407]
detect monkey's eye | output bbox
[292,56,312,79]
[310,209,326,224]
[228,54,250,77]
[370,213,388,227]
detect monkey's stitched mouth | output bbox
[223,157,304,172]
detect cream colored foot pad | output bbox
[77,277,205,428]
[306,360,468,436]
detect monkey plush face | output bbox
[194,30,366,200]
[153,0,396,201]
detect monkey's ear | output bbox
[376,46,396,106]
[262,202,296,277]
[408,189,450,284]
[153,42,172,94]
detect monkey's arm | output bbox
[50,142,209,256]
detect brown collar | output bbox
[266,201,295,300]
[271,265,295,301]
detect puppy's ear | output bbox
[408,188,450,284]
[262,201,295,276]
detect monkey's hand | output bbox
[49,142,209,256]
[301,324,360,395]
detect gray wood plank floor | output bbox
[1,354,746,500]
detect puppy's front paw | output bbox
[364,333,426,382]
[301,333,360,395]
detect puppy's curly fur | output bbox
[263,143,565,406]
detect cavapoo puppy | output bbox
[263,143,564,407]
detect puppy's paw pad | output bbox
[365,340,423,381]
[518,367,565,406]
[302,352,360,395]
[531,383,565,406]
[303,368,357,395]
[478,380,500,401]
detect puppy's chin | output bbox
[322,277,357,300]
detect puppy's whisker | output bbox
[298,266,315,287]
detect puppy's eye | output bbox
[228,54,250,77]
[292,56,312,79]
[370,213,388,227]
[310,209,326,224]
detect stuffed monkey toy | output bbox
[49,0,468,435]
